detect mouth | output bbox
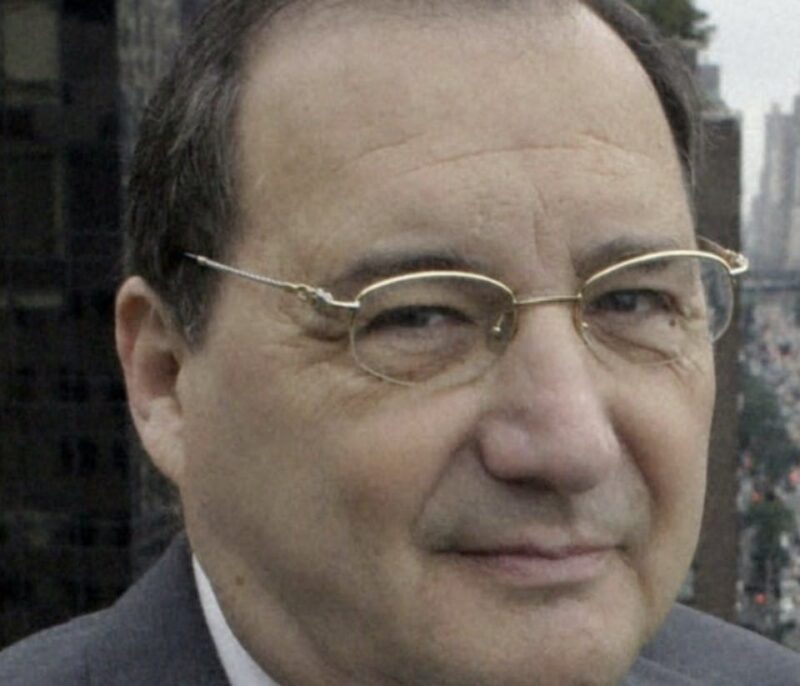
[449,542,616,587]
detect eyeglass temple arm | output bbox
[697,237,749,276]
[183,253,359,311]
[724,250,749,276]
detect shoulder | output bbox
[0,611,104,685]
[640,604,800,685]
[0,536,227,686]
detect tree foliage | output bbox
[740,371,799,482]
[627,0,714,45]
[745,494,795,564]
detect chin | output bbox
[381,581,648,686]
[400,642,639,686]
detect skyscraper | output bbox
[749,94,800,272]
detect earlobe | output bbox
[115,277,188,486]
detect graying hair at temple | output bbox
[124,0,699,344]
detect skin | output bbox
[116,4,716,685]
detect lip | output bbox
[450,543,616,587]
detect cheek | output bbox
[183,327,478,556]
[323,389,480,537]
[613,360,714,614]
[178,338,338,556]
[616,353,714,499]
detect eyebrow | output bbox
[572,236,689,278]
[327,249,491,294]
[325,235,691,295]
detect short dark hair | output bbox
[124,0,699,343]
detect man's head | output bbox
[116,2,715,685]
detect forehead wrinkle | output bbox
[575,132,666,163]
[327,132,428,182]
[282,136,663,235]
[336,131,667,187]
[388,143,642,179]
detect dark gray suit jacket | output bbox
[2,536,799,685]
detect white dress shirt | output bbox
[193,557,280,686]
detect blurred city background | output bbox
[3,0,800,651]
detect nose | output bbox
[475,307,621,494]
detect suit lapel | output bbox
[86,535,229,685]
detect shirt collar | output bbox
[193,556,281,686]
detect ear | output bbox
[115,276,189,486]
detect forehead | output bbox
[235,2,690,280]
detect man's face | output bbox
[175,6,714,685]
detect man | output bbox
[2,0,799,684]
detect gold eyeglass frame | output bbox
[184,237,749,384]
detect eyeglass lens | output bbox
[580,255,733,366]
[350,255,733,384]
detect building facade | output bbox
[690,55,743,623]
[1,0,127,646]
[749,95,800,272]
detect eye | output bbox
[578,255,733,365]
[587,289,673,316]
[362,305,472,334]
[355,303,480,369]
